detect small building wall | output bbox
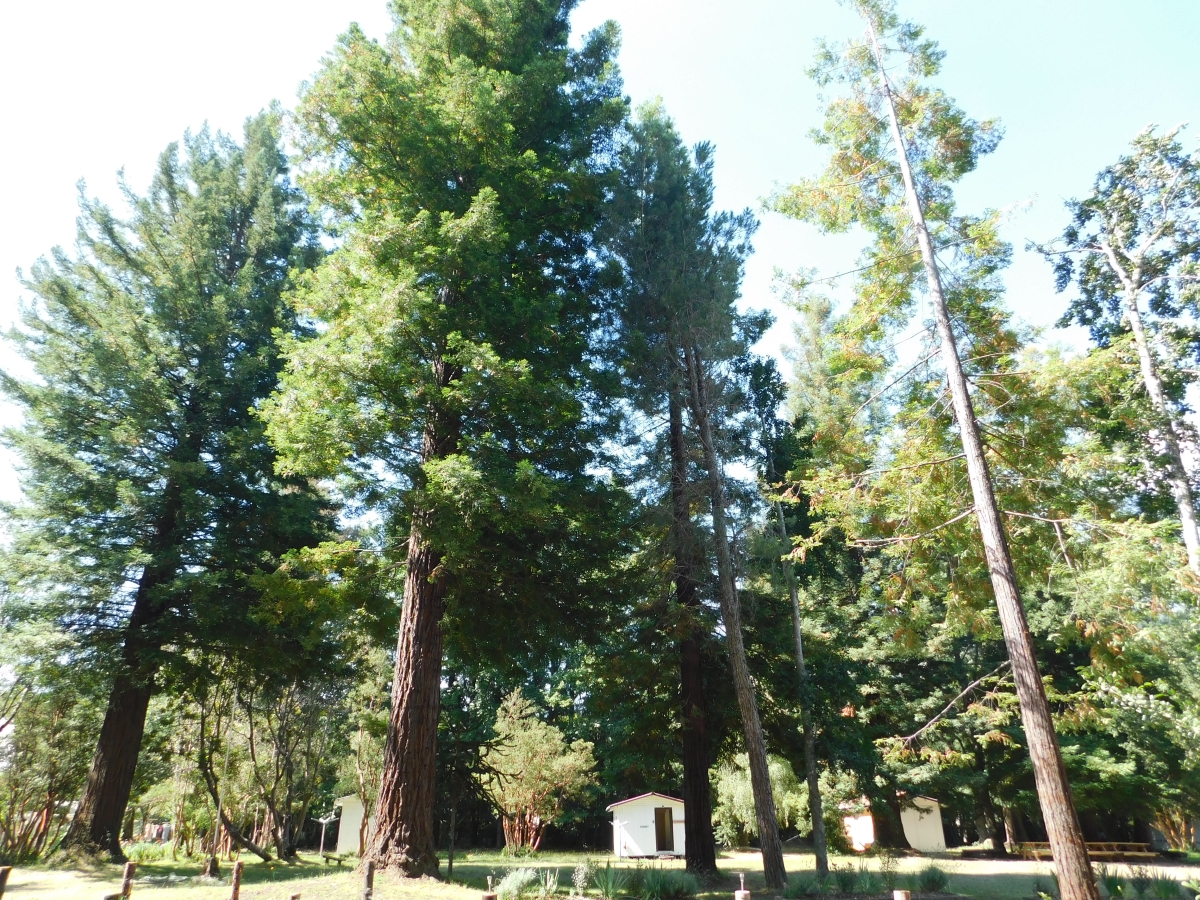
[609,795,685,858]
[900,797,947,853]
[335,795,366,856]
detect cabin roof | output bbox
[605,791,684,811]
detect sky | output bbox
[1,0,1198,505]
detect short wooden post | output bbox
[121,861,137,898]
[289,894,302,899]
[735,872,751,900]
[362,859,375,900]
[230,860,244,900]
[0,866,10,898]
[894,891,912,900]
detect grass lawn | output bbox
[6,848,1200,900]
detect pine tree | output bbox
[263,0,626,875]
[0,113,331,859]
[609,104,786,889]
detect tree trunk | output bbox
[683,342,786,891]
[773,501,828,876]
[668,387,718,877]
[63,564,166,861]
[1119,275,1200,576]
[366,352,459,876]
[865,21,1099,900]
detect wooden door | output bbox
[654,807,674,852]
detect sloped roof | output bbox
[605,791,684,811]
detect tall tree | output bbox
[771,4,1097,898]
[610,105,785,889]
[264,0,626,876]
[0,114,330,859]
[1044,127,1200,576]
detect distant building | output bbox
[841,796,947,854]
[607,792,686,858]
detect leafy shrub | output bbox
[498,868,541,900]
[785,875,824,898]
[1130,868,1154,900]
[127,841,167,862]
[858,861,883,895]
[573,860,597,897]
[1151,873,1181,900]
[916,865,949,894]
[641,867,672,900]
[592,862,627,900]
[1096,865,1124,900]
[879,853,900,892]
[541,869,562,899]
[833,864,858,894]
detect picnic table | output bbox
[1011,841,1158,862]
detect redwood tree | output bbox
[264,0,625,876]
[1,114,330,859]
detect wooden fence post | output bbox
[121,861,136,898]
[362,859,375,900]
[230,860,244,900]
[0,866,10,898]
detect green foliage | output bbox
[126,841,168,863]
[497,867,542,900]
[1096,865,1125,900]
[483,691,596,851]
[638,866,699,900]
[591,862,627,900]
[916,865,950,894]
[1130,868,1155,900]
[1151,872,1182,900]
[784,874,825,898]
[832,864,858,894]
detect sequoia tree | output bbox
[0,113,331,859]
[263,0,626,876]
[771,3,1097,898]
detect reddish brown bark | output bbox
[668,387,718,876]
[365,352,459,877]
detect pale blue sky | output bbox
[1,1,1198,504]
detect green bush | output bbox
[638,866,698,900]
[1096,864,1125,900]
[916,865,949,894]
[833,864,859,894]
[1130,868,1154,900]
[1151,872,1181,900]
[497,867,541,900]
[785,875,824,898]
[592,862,628,900]
[126,841,167,862]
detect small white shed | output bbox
[334,794,374,856]
[607,792,686,858]
[900,797,946,853]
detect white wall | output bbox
[336,795,365,856]
[612,797,685,858]
[900,797,946,853]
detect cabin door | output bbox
[654,807,674,852]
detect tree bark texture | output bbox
[866,22,1099,900]
[366,352,460,877]
[64,552,175,860]
[683,343,786,891]
[668,387,719,877]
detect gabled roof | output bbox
[605,791,684,811]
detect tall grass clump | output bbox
[592,862,628,900]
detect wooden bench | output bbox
[322,852,350,866]
[1011,842,1158,862]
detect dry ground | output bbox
[5,849,1199,900]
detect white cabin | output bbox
[607,792,685,858]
